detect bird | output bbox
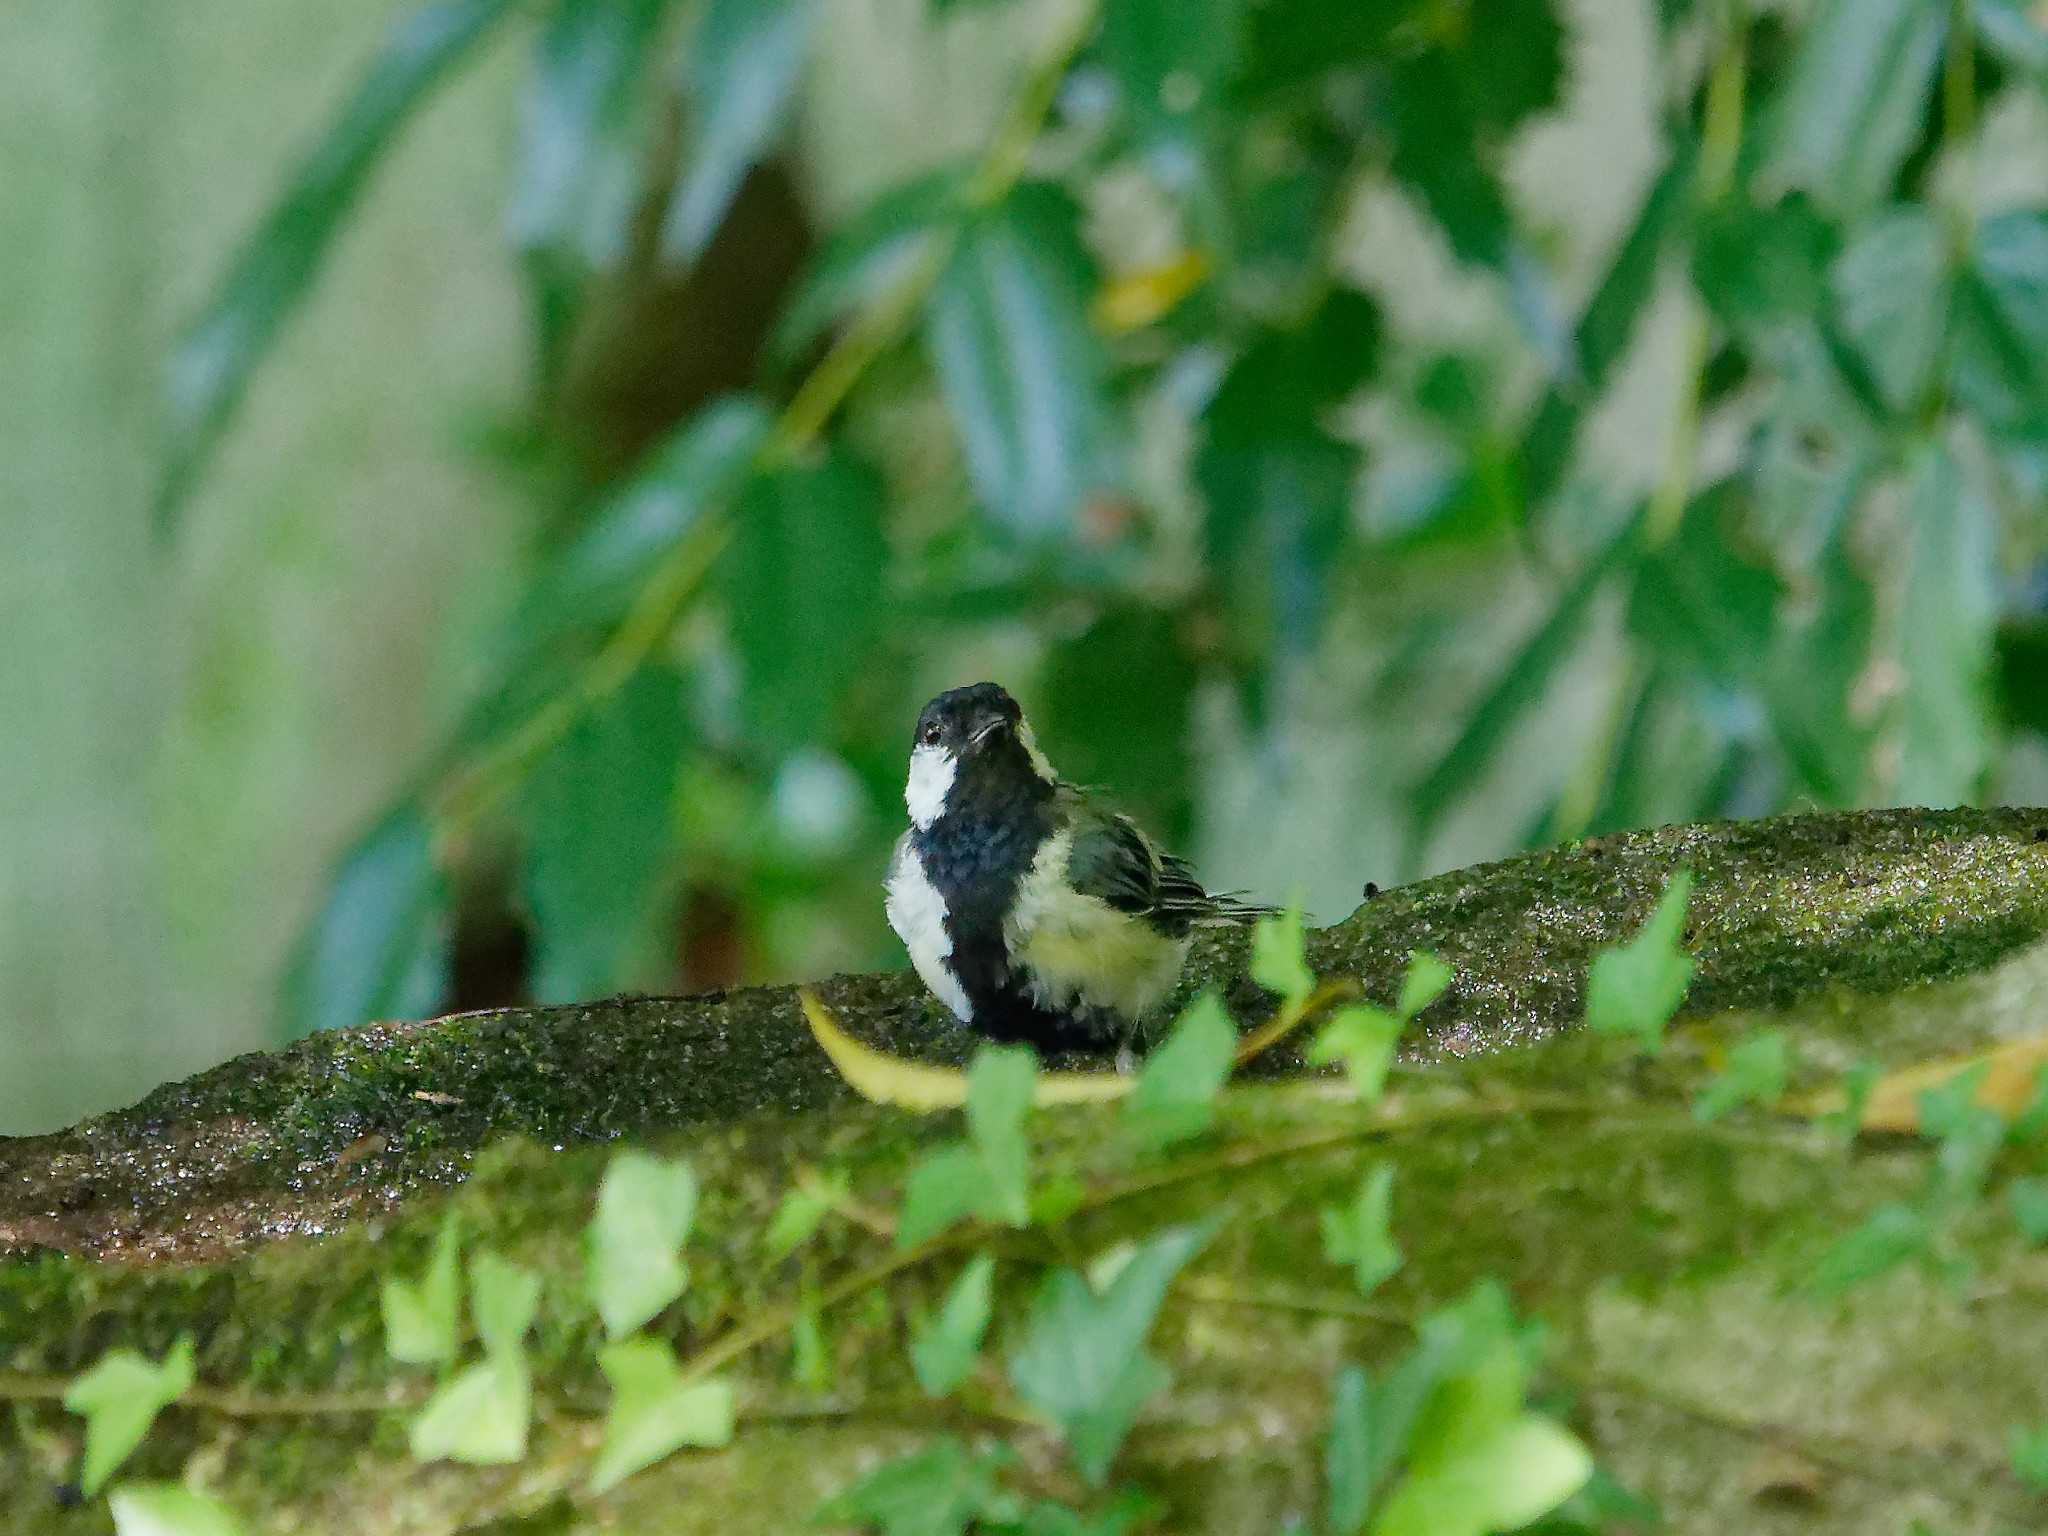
[884,681,1273,1052]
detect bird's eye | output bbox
[921,723,942,747]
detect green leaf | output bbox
[381,1210,463,1365]
[1039,605,1199,845]
[1920,1064,2008,1208]
[898,1144,987,1250]
[1322,1164,1402,1296]
[815,1438,1014,1536]
[1309,1006,1404,1104]
[585,1149,699,1338]
[1693,193,1838,345]
[768,168,965,370]
[1325,1365,1376,1536]
[1830,205,1952,415]
[725,450,890,756]
[1396,952,1453,1019]
[1805,1201,1929,1296]
[1692,1030,1791,1123]
[108,1485,247,1536]
[1955,210,2048,435]
[661,0,818,264]
[522,664,687,1002]
[1897,445,2000,805]
[1625,488,1782,685]
[1125,993,1237,1148]
[1762,0,1947,216]
[762,1170,847,1261]
[589,1338,735,1493]
[911,1254,997,1398]
[470,1251,542,1358]
[1008,1220,1218,1483]
[409,1354,532,1464]
[1584,869,1696,1052]
[1760,484,1878,802]
[157,0,518,530]
[2011,1422,2048,1488]
[1098,0,1248,134]
[967,1045,1037,1226]
[508,0,672,271]
[63,1337,195,1497]
[1409,518,1637,856]
[1251,906,1314,1009]
[1372,1414,1593,1536]
[283,805,448,1040]
[527,396,770,635]
[2009,1178,2048,1243]
[927,185,1116,538]
[1009,1493,1159,1536]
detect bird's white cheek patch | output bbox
[884,842,974,1022]
[905,744,957,831]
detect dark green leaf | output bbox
[1008,1221,1219,1481]
[1039,606,1198,844]
[522,665,686,1002]
[382,1211,463,1365]
[1098,0,1247,132]
[589,1339,734,1493]
[1896,445,2000,805]
[1830,205,1952,414]
[927,185,1116,538]
[725,451,889,756]
[158,0,518,530]
[1760,476,1877,802]
[1692,1029,1790,1122]
[1954,210,2048,434]
[1125,993,1237,1148]
[1975,0,2048,76]
[911,1254,997,1397]
[1626,489,1781,684]
[1763,0,1947,215]
[1585,869,1696,1050]
[661,0,819,264]
[1693,193,1839,343]
[815,1439,1013,1536]
[1321,1164,1402,1295]
[585,1149,698,1339]
[283,806,448,1040]
[63,1338,195,1496]
[1409,517,1637,855]
[509,0,672,271]
[767,168,966,370]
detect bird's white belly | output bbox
[1005,830,1189,1019]
[884,837,974,1022]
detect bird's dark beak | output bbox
[969,715,1009,749]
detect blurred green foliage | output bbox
[159,0,2048,1039]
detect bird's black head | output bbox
[905,682,1054,831]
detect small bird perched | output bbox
[884,681,1272,1051]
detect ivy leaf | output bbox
[1373,1414,1593,1536]
[966,1045,1037,1227]
[725,450,890,756]
[521,664,687,1002]
[1693,1030,1791,1123]
[1008,1221,1218,1484]
[1585,869,1696,1052]
[1325,1365,1376,1535]
[470,1251,541,1358]
[1097,0,1248,137]
[1762,0,1947,216]
[2011,1423,2048,1489]
[661,0,818,264]
[108,1484,247,1536]
[1955,210,2048,434]
[381,1210,462,1365]
[762,1170,848,1261]
[1831,205,1951,415]
[585,1150,699,1339]
[63,1337,196,1497]
[911,1254,997,1398]
[409,1354,532,1465]
[1251,906,1314,1009]
[1805,1201,1929,1297]
[898,1144,987,1250]
[283,805,449,1040]
[815,1438,1015,1536]
[927,184,1115,539]
[589,1338,735,1494]
[1125,993,1237,1148]
[1309,1006,1404,1104]
[1322,1165,1402,1296]
[1395,952,1452,1019]
[157,0,518,530]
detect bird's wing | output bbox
[1063,806,1162,919]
